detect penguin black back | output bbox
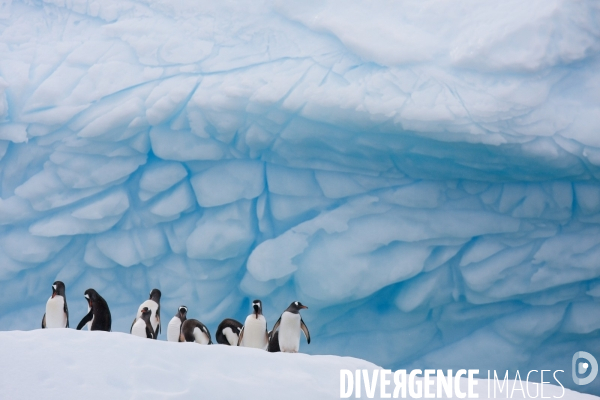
[181,319,212,344]
[140,307,154,339]
[76,289,111,332]
[268,330,280,352]
[216,318,243,346]
[149,288,161,338]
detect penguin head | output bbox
[52,281,66,299]
[287,301,308,313]
[84,289,98,307]
[252,299,263,317]
[149,288,161,303]
[177,306,188,320]
[140,307,152,320]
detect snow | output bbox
[0,0,599,396]
[0,329,376,399]
[1,329,595,400]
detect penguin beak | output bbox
[253,304,259,317]
[300,305,308,309]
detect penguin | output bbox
[216,318,243,346]
[167,306,187,342]
[131,288,161,339]
[267,330,280,353]
[270,301,310,353]
[41,281,69,329]
[180,319,212,344]
[237,299,268,350]
[131,307,154,339]
[76,289,111,332]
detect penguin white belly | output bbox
[222,327,239,346]
[192,327,210,345]
[167,317,182,342]
[131,320,148,338]
[136,300,159,332]
[241,315,267,349]
[45,296,67,328]
[278,312,301,353]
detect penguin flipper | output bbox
[42,313,46,329]
[64,301,69,328]
[237,326,245,346]
[300,318,310,344]
[106,301,112,332]
[270,316,282,340]
[157,305,161,335]
[130,317,136,334]
[76,310,93,330]
[152,306,160,340]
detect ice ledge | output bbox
[1,328,377,399]
[1,329,596,400]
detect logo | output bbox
[572,351,598,385]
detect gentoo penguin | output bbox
[76,289,111,332]
[216,318,243,346]
[237,299,268,349]
[270,301,310,353]
[267,330,280,352]
[167,306,187,342]
[131,307,154,339]
[41,281,69,329]
[131,288,161,339]
[180,319,212,344]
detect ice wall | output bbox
[0,0,600,394]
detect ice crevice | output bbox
[0,0,599,395]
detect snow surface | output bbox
[1,329,378,399]
[0,329,595,400]
[0,0,599,396]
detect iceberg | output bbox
[0,0,599,395]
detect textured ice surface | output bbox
[0,0,599,395]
